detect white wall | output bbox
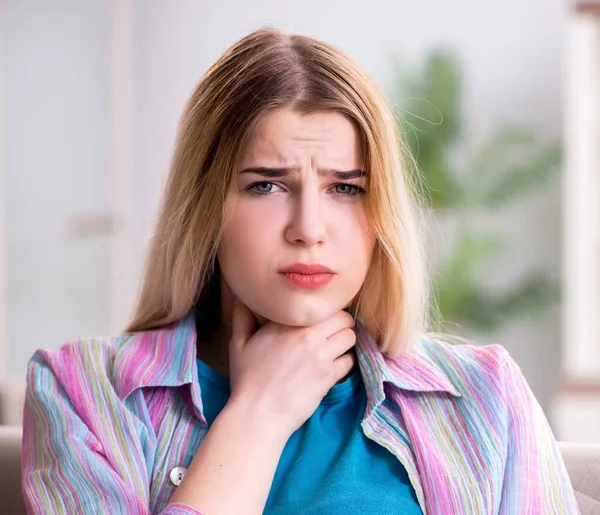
[2,0,567,420]
[3,0,111,379]
[0,0,6,379]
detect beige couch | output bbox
[1,425,599,514]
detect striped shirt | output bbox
[22,312,579,514]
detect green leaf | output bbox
[462,127,561,209]
[432,230,504,324]
[395,51,463,209]
[422,50,462,145]
[447,274,560,332]
[392,49,562,337]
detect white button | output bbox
[170,466,187,486]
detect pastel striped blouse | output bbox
[22,312,579,514]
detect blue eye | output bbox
[334,184,362,196]
[246,181,366,198]
[247,181,282,195]
[253,182,274,193]
[335,183,359,195]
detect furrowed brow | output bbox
[239,167,367,180]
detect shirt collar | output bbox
[113,313,199,400]
[113,311,461,419]
[353,318,462,419]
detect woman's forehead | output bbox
[240,108,362,169]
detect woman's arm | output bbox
[167,398,288,514]
[498,352,580,514]
[22,352,201,515]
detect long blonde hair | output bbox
[125,27,431,358]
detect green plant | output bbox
[394,50,561,334]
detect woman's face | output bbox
[218,108,376,327]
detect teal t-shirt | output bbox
[196,358,423,514]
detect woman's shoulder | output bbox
[23,330,173,430]
[25,331,147,401]
[26,318,194,402]
[27,319,175,372]
[411,334,516,399]
[418,334,510,367]
[28,333,128,374]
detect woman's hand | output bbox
[227,295,357,440]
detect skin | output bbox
[197,108,376,375]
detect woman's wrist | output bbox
[223,395,291,448]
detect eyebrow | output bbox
[239,166,367,181]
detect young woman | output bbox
[21,28,579,514]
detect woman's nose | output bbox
[284,189,329,246]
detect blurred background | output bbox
[0,0,599,442]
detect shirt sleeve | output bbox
[22,351,203,515]
[497,351,580,514]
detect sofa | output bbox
[1,425,599,514]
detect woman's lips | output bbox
[279,263,335,275]
[279,272,335,289]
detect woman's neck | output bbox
[197,324,231,377]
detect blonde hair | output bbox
[125,27,431,358]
